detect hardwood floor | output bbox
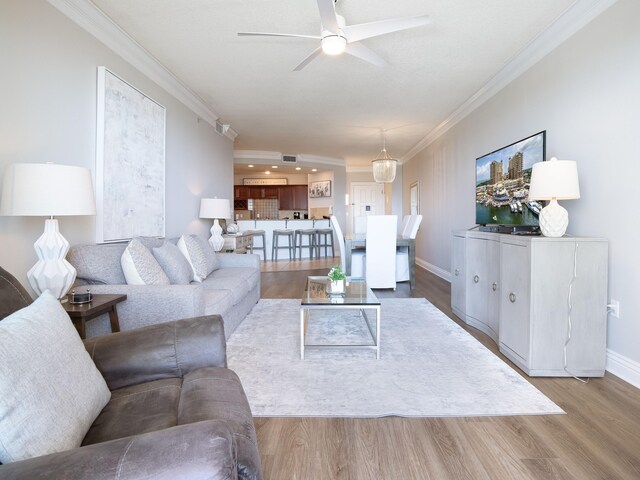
[256,266,640,479]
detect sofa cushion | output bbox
[152,241,193,285]
[200,267,260,305]
[68,243,128,285]
[202,288,235,318]
[82,378,181,446]
[121,238,170,286]
[0,292,111,463]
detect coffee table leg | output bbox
[300,308,305,360]
[376,305,381,359]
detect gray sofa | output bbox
[67,240,260,338]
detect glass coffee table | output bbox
[300,276,381,359]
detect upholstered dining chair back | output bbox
[396,215,423,282]
[354,216,367,234]
[330,215,347,272]
[365,215,398,289]
[400,215,412,237]
[0,266,32,321]
[331,215,364,277]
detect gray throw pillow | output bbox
[121,238,170,285]
[0,291,111,463]
[177,234,209,282]
[192,235,220,273]
[153,241,193,284]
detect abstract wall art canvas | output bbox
[96,67,166,243]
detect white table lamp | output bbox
[0,163,96,298]
[528,157,580,237]
[199,198,230,251]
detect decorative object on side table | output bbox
[327,265,346,295]
[528,157,580,237]
[68,289,93,305]
[0,163,96,299]
[199,198,231,251]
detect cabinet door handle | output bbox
[492,282,498,292]
[509,292,516,303]
[454,269,460,276]
[473,275,480,283]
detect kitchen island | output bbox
[237,219,331,260]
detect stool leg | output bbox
[289,233,294,261]
[272,233,277,261]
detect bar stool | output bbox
[315,228,335,258]
[272,229,294,261]
[294,229,317,260]
[246,229,266,261]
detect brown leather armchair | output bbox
[0,266,262,480]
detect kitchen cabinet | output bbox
[292,185,308,210]
[278,186,294,210]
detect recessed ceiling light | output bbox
[248,164,254,168]
[271,165,278,169]
[295,167,301,171]
[311,168,317,172]
[265,171,271,175]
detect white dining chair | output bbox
[396,214,422,282]
[364,215,398,289]
[399,215,411,237]
[330,215,364,277]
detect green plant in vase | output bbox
[327,265,346,295]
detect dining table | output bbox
[344,234,417,289]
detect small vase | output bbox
[327,279,345,295]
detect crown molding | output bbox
[48,0,224,131]
[234,150,283,162]
[402,0,618,162]
[297,154,344,167]
[346,166,373,173]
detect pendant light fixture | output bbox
[372,130,398,183]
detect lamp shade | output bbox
[199,198,230,219]
[528,157,580,200]
[1,163,96,216]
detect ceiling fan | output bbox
[237,0,430,71]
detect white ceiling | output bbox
[91,0,576,167]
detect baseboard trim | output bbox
[606,349,640,390]
[415,257,451,283]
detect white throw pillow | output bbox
[177,234,210,282]
[0,291,111,463]
[121,238,170,285]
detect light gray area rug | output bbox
[227,298,564,417]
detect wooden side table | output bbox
[62,294,127,339]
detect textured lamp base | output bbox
[28,219,77,299]
[209,219,225,252]
[539,198,568,237]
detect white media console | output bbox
[451,230,608,377]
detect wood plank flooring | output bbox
[256,265,640,479]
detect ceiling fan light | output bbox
[321,35,347,55]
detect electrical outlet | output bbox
[608,300,620,318]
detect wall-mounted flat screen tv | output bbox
[475,131,546,226]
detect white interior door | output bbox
[351,182,385,234]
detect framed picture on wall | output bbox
[309,180,331,198]
[95,66,166,243]
[410,181,420,215]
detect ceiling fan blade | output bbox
[344,43,387,67]
[238,32,321,40]
[293,47,323,72]
[316,0,340,32]
[343,14,430,43]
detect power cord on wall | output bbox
[564,241,589,384]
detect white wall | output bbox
[404,0,640,371]
[0,0,233,288]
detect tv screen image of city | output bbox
[475,131,545,226]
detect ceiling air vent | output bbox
[282,155,297,163]
[215,120,230,136]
